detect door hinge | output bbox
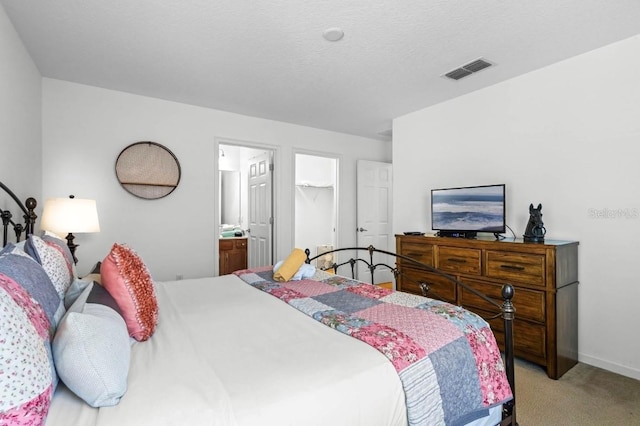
[269,217,274,224]
[269,163,274,171]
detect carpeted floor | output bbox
[514,359,640,425]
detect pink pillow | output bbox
[0,273,53,424]
[101,243,158,341]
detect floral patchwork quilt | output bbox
[235,267,512,426]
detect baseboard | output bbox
[579,353,640,380]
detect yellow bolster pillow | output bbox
[273,248,307,282]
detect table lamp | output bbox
[40,195,100,264]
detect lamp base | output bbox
[65,232,79,264]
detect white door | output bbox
[248,152,273,267]
[356,160,393,284]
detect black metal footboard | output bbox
[305,245,517,426]
[0,180,37,247]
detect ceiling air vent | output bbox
[443,58,493,80]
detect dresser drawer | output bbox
[460,279,546,323]
[234,239,247,249]
[398,241,434,267]
[437,247,481,275]
[398,268,456,303]
[487,316,546,363]
[486,251,545,287]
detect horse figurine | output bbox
[523,203,546,243]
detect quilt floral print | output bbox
[235,267,512,426]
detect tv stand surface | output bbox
[395,234,579,379]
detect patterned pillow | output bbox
[25,235,75,299]
[101,243,158,341]
[0,246,62,403]
[42,231,77,278]
[0,273,54,424]
[53,282,130,407]
[0,246,66,329]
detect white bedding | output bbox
[46,274,503,426]
[46,274,408,425]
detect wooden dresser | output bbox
[219,237,248,275]
[395,235,579,379]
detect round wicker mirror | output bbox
[115,141,181,199]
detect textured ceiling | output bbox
[3,1,640,141]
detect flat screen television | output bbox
[431,184,506,235]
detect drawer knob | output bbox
[418,281,430,297]
[447,258,467,264]
[500,264,525,271]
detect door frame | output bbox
[214,137,279,275]
[291,149,341,260]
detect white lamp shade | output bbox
[40,198,101,235]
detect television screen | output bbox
[431,184,506,233]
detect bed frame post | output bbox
[1,210,11,246]
[0,181,37,246]
[24,197,37,236]
[501,283,517,426]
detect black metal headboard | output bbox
[0,180,37,247]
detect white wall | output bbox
[0,5,41,209]
[42,78,390,280]
[393,35,640,379]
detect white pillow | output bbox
[52,282,131,407]
[63,278,93,309]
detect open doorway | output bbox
[294,153,338,268]
[218,142,275,274]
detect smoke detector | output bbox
[323,27,344,42]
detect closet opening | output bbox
[294,152,338,269]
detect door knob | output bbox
[357,227,368,232]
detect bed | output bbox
[0,180,516,426]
